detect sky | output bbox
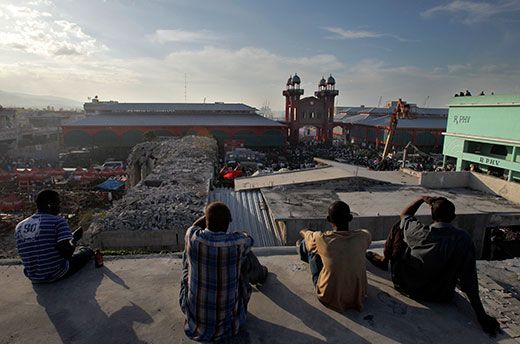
[0,0,519,110]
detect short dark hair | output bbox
[328,201,353,225]
[36,189,60,211]
[431,197,456,222]
[205,202,232,232]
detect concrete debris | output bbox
[87,136,217,237]
[477,259,520,339]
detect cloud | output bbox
[1,48,518,109]
[0,45,346,107]
[336,59,520,107]
[322,27,383,39]
[27,0,53,6]
[321,27,413,42]
[421,0,520,24]
[0,3,105,56]
[149,29,221,44]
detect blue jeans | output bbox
[298,240,323,287]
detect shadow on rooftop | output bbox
[350,265,510,343]
[33,265,152,343]
[257,273,370,343]
[231,314,330,344]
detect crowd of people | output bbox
[14,189,502,342]
[261,142,445,173]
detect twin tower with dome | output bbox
[282,73,339,144]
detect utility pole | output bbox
[184,73,187,103]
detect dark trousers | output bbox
[241,251,266,285]
[298,240,323,287]
[61,246,94,280]
[384,221,408,264]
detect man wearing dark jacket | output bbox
[367,196,501,336]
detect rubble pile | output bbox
[0,214,20,258]
[88,136,217,236]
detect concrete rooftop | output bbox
[234,159,419,191]
[1,245,519,343]
[263,184,520,220]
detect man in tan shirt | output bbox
[298,201,372,312]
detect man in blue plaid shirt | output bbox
[180,202,268,342]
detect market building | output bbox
[442,93,520,182]
[338,102,448,151]
[63,99,286,148]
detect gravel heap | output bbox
[88,136,217,235]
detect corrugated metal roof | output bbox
[336,106,447,117]
[414,107,448,116]
[339,114,447,129]
[336,106,389,116]
[207,188,282,247]
[84,102,257,112]
[63,112,284,127]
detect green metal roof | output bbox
[449,93,520,107]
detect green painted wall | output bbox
[443,94,520,180]
[447,94,520,141]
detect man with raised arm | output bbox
[366,196,501,336]
[298,201,372,312]
[180,201,268,342]
[15,189,93,283]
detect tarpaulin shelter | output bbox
[96,179,125,191]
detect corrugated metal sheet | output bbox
[340,114,447,129]
[207,188,282,247]
[84,102,257,112]
[337,106,447,117]
[64,112,284,127]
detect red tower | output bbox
[283,74,339,145]
[282,74,304,144]
[314,75,338,143]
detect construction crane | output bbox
[382,98,411,159]
[422,95,430,108]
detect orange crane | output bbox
[382,99,411,159]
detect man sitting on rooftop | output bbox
[180,201,268,342]
[366,196,501,336]
[298,201,372,312]
[15,189,93,283]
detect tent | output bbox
[96,179,125,191]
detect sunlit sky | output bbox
[0,0,519,109]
